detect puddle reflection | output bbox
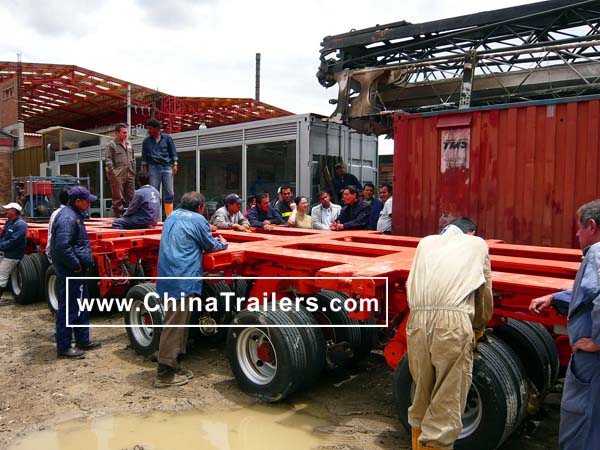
[10,404,332,450]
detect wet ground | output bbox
[0,300,560,450]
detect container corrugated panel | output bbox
[393,96,600,248]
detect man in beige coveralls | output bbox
[406,217,493,450]
[105,123,135,217]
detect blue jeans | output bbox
[55,268,90,352]
[149,165,174,204]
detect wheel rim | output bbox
[10,269,22,296]
[236,327,277,385]
[129,299,154,347]
[48,274,58,311]
[460,384,483,438]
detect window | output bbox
[200,146,242,216]
[247,140,295,200]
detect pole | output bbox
[255,53,261,101]
[127,84,132,134]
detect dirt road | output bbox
[0,301,560,450]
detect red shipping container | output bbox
[392,96,600,248]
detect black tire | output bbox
[189,280,237,342]
[10,254,40,304]
[227,308,307,402]
[521,321,560,388]
[124,283,163,356]
[286,304,326,390]
[393,339,522,450]
[30,252,50,298]
[45,265,59,314]
[486,335,530,429]
[313,290,362,369]
[233,277,250,300]
[493,319,553,397]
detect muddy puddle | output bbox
[9,404,334,450]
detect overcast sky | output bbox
[1,0,540,153]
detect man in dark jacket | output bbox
[333,163,362,204]
[112,171,161,230]
[0,203,27,298]
[247,193,286,230]
[363,182,384,230]
[330,185,371,230]
[50,186,101,359]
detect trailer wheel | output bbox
[286,304,326,390]
[313,290,362,369]
[521,321,560,388]
[393,339,522,450]
[45,265,59,314]
[493,319,553,397]
[30,252,50,298]
[227,308,307,402]
[10,254,40,304]
[124,283,163,356]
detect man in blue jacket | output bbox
[155,191,228,387]
[112,171,161,230]
[50,186,101,359]
[247,193,286,230]
[330,186,371,231]
[142,119,178,218]
[363,182,383,230]
[0,202,27,299]
[531,199,600,450]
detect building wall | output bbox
[0,145,12,205]
[0,78,17,130]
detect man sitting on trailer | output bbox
[112,171,161,230]
[406,216,492,450]
[155,192,228,387]
[376,183,393,234]
[330,185,371,231]
[530,199,600,450]
[247,192,286,230]
[209,194,250,231]
[0,203,27,302]
[311,191,341,230]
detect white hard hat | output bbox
[2,202,22,212]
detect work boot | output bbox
[155,364,188,388]
[57,348,85,359]
[164,203,174,217]
[175,367,194,379]
[76,341,102,351]
[411,427,421,450]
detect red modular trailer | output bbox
[4,218,580,449]
[393,95,600,248]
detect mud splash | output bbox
[9,404,333,450]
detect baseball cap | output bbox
[2,202,22,212]
[146,119,160,128]
[68,186,97,202]
[224,194,244,205]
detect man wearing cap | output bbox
[112,171,161,230]
[209,194,250,231]
[142,119,178,218]
[333,163,361,204]
[50,186,101,359]
[0,203,27,300]
[105,123,135,218]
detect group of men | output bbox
[105,120,177,222]
[240,182,393,233]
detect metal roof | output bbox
[0,62,292,133]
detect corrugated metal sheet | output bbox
[393,96,600,248]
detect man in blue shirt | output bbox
[142,119,178,218]
[0,203,27,299]
[112,171,161,230]
[50,186,101,359]
[363,182,383,230]
[247,192,286,230]
[155,191,228,387]
[530,199,600,450]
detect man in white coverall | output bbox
[406,216,493,450]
